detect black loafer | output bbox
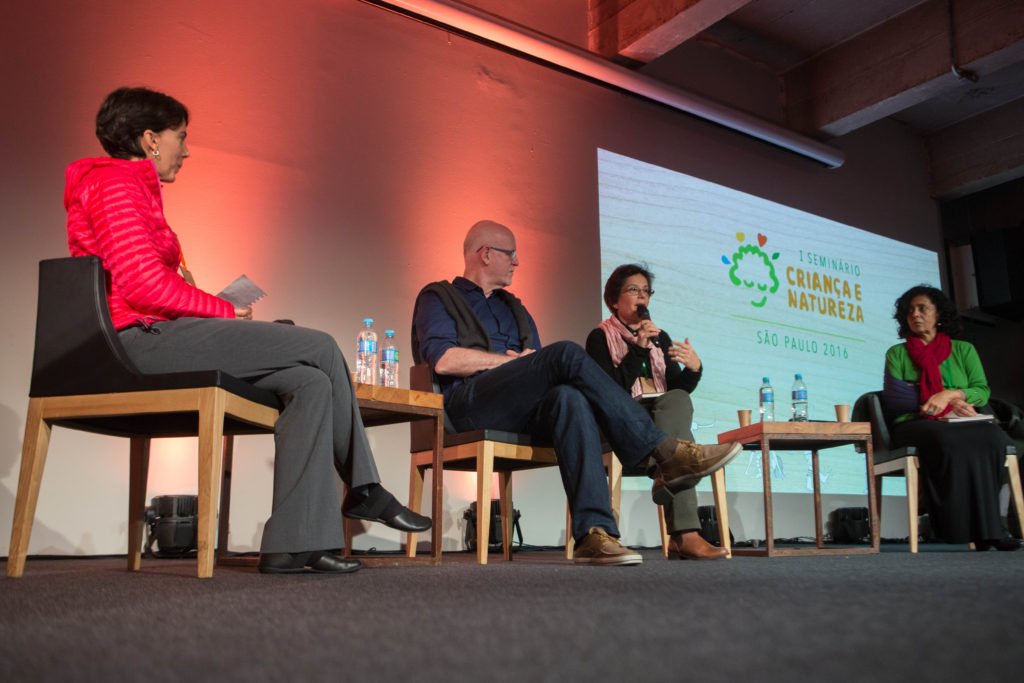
[342,486,432,533]
[344,503,433,533]
[258,550,362,574]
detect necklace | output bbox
[616,314,640,337]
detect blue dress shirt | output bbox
[414,276,541,397]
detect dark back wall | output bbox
[942,176,1024,404]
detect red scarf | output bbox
[905,333,952,419]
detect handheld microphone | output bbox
[635,304,660,348]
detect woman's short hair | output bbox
[893,285,963,339]
[603,263,654,312]
[95,87,189,159]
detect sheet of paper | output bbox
[217,275,267,307]
[937,414,995,423]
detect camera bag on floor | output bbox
[828,506,870,543]
[697,504,734,546]
[463,500,522,552]
[145,495,198,557]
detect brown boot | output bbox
[668,531,729,560]
[654,440,741,499]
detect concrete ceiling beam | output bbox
[927,96,1024,199]
[588,0,754,63]
[784,0,1024,137]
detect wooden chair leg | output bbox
[196,389,226,579]
[873,473,885,533]
[657,504,670,558]
[498,471,512,561]
[7,398,51,578]
[711,468,731,559]
[1005,454,1024,539]
[906,458,919,553]
[216,436,234,563]
[406,457,427,558]
[476,447,494,565]
[127,438,151,571]
[607,453,622,525]
[565,505,574,560]
[873,473,884,550]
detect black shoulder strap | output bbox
[492,289,538,351]
[411,281,490,365]
[411,280,538,365]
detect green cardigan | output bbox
[884,339,991,423]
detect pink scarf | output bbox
[905,333,953,420]
[598,316,667,398]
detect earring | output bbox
[152,149,161,158]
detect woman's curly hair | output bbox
[893,285,962,339]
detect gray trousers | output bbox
[649,389,701,533]
[120,318,380,553]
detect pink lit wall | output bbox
[0,1,941,556]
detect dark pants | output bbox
[891,418,1010,544]
[120,318,380,554]
[444,341,667,542]
[649,390,702,533]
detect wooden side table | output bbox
[716,421,879,557]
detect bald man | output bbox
[412,220,740,565]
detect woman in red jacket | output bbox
[65,86,430,574]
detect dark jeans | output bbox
[444,341,667,541]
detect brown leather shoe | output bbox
[669,531,728,560]
[573,527,643,566]
[655,440,741,500]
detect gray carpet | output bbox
[2,547,1021,682]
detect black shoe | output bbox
[975,537,1022,552]
[258,550,362,574]
[342,485,432,533]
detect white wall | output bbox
[0,0,940,557]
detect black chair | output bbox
[8,257,281,579]
[853,390,1022,552]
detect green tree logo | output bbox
[721,232,780,308]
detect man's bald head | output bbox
[462,219,519,294]
[464,220,515,257]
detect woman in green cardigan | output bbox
[883,285,1018,550]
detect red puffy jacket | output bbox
[64,157,234,330]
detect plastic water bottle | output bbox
[759,377,775,422]
[379,329,399,388]
[356,318,378,385]
[791,373,809,421]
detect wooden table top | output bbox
[353,383,443,409]
[352,383,443,428]
[718,420,871,451]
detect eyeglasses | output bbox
[478,245,518,261]
[621,286,654,297]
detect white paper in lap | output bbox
[597,149,940,495]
